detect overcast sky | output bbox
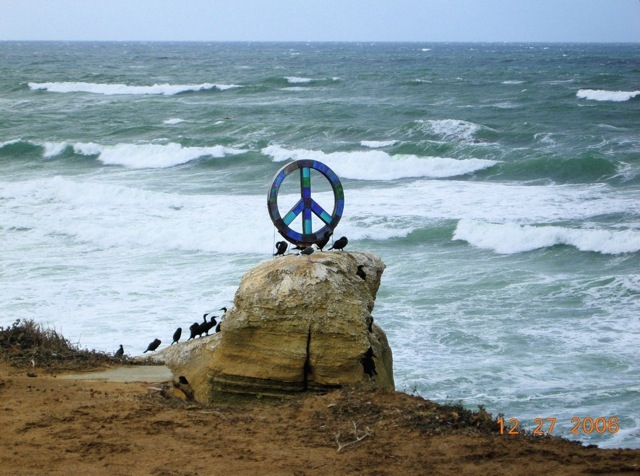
[1,0,639,43]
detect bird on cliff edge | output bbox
[316,230,333,251]
[171,327,182,345]
[329,236,348,251]
[299,245,315,256]
[274,241,288,257]
[114,345,124,359]
[188,313,212,339]
[143,338,161,353]
[216,307,228,333]
[201,316,217,335]
[188,321,201,340]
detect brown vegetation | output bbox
[0,318,128,370]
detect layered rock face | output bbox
[156,251,394,402]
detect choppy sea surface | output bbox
[1,41,639,448]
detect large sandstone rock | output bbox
[152,251,394,402]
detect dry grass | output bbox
[0,318,129,371]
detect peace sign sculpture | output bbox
[268,160,344,247]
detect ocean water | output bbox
[1,41,639,448]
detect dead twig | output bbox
[335,421,371,452]
[197,410,227,420]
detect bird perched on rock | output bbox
[329,236,348,251]
[360,346,377,377]
[188,322,201,340]
[274,241,288,257]
[357,265,366,281]
[172,377,194,401]
[316,230,333,251]
[216,307,227,333]
[202,316,217,335]
[299,245,315,256]
[171,327,182,345]
[114,345,124,359]
[143,338,161,353]
[188,313,209,339]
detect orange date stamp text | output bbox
[498,417,619,436]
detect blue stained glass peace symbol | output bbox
[268,160,344,247]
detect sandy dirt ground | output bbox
[1,364,639,475]
[0,364,640,475]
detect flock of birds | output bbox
[115,234,357,358]
[274,233,349,257]
[115,306,228,358]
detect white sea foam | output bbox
[415,119,485,143]
[453,219,640,255]
[285,76,313,83]
[360,140,398,148]
[577,89,640,102]
[1,177,273,254]
[262,145,497,180]
[10,173,633,260]
[34,141,246,168]
[28,81,241,96]
[0,139,21,148]
[42,141,68,158]
[93,143,246,168]
[35,142,245,169]
[73,142,103,156]
[502,80,525,85]
[163,118,185,125]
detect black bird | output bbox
[299,245,315,256]
[114,345,124,359]
[357,265,366,281]
[316,230,333,251]
[274,241,288,257]
[202,316,217,335]
[216,307,227,333]
[192,313,210,338]
[143,338,161,353]
[188,313,214,339]
[188,322,201,340]
[360,346,377,377]
[171,327,182,345]
[329,236,348,251]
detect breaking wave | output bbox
[28,81,241,96]
[577,89,640,102]
[453,219,640,255]
[262,144,497,180]
[14,140,246,168]
[413,119,489,143]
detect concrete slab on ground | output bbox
[62,366,173,382]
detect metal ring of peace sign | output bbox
[267,160,344,247]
